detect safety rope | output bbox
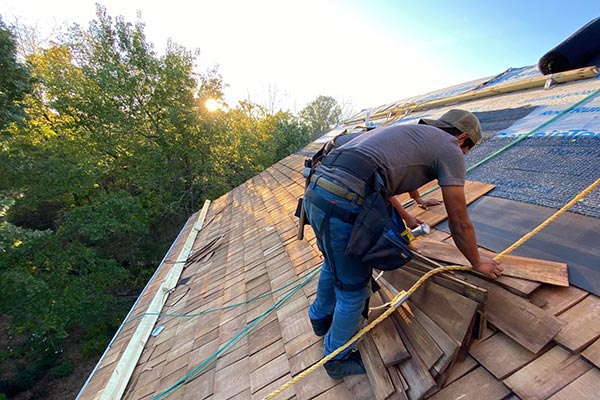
[151,266,321,399]
[261,266,471,400]
[262,177,599,400]
[123,264,321,325]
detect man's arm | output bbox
[441,185,502,279]
[389,195,420,229]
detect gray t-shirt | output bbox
[316,124,466,197]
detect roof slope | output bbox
[78,66,600,400]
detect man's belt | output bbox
[321,150,376,184]
[310,175,364,205]
[305,187,359,225]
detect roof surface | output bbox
[78,65,600,400]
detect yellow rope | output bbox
[262,178,599,400]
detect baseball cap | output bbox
[419,109,482,145]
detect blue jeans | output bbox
[304,183,372,360]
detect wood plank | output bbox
[289,361,337,399]
[470,332,545,379]
[385,299,444,372]
[368,294,410,366]
[314,382,361,400]
[414,241,539,296]
[405,259,487,307]
[503,346,592,400]
[554,294,600,352]
[288,340,323,376]
[414,238,568,286]
[379,271,475,400]
[480,249,569,287]
[528,285,588,315]
[417,181,495,227]
[442,355,478,387]
[377,280,436,400]
[344,375,377,400]
[344,375,375,400]
[397,354,436,400]
[250,374,295,400]
[383,270,479,345]
[249,353,290,394]
[357,333,397,400]
[213,356,251,400]
[428,367,510,400]
[408,301,460,377]
[548,368,600,400]
[582,338,600,368]
[386,366,409,400]
[457,273,563,353]
[491,274,541,296]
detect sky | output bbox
[1,0,599,114]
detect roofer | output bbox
[303,109,503,379]
[298,128,439,239]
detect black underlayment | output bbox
[436,197,600,296]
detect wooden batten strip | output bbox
[99,200,211,400]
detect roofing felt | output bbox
[437,196,600,295]
[78,67,600,400]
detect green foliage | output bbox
[0,6,315,396]
[299,95,342,139]
[49,360,74,379]
[0,17,32,129]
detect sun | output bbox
[205,98,220,112]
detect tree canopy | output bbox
[0,6,340,397]
[0,6,344,397]
[299,95,342,139]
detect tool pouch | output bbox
[345,191,412,271]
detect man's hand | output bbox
[404,214,422,229]
[473,257,503,279]
[417,198,442,210]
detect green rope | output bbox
[401,88,600,208]
[151,266,320,399]
[124,264,321,325]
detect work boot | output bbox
[310,315,333,336]
[323,350,366,380]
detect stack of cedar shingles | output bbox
[352,183,598,399]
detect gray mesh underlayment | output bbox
[466,108,600,218]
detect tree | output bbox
[0,7,315,397]
[299,95,342,139]
[0,17,32,129]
